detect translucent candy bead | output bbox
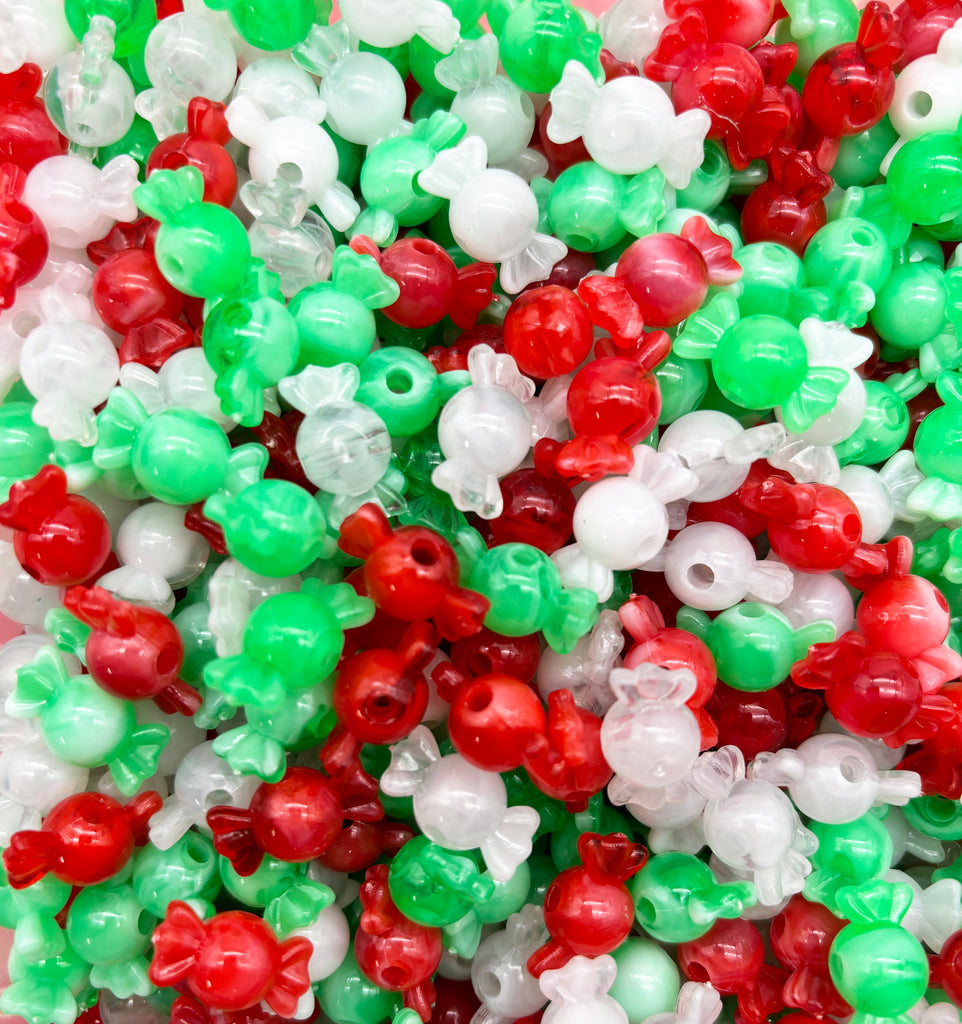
[0,0,75,73]
[248,209,335,299]
[0,736,89,844]
[338,0,460,52]
[664,522,795,611]
[44,15,135,148]
[540,954,630,1024]
[232,57,327,124]
[432,345,535,519]
[419,134,567,293]
[598,0,671,68]
[751,732,923,824]
[471,905,549,1021]
[135,12,237,140]
[536,608,624,716]
[547,59,709,186]
[148,740,260,850]
[380,725,539,881]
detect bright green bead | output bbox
[734,242,806,319]
[41,676,133,766]
[360,137,446,226]
[656,354,708,424]
[829,920,928,1015]
[4,939,90,1024]
[66,885,153,967]
[676,141,731,213]
[803,218,893,298]
[550,802,634,871]
[711,316,808,410]
[608,938,681,1024]
[219,854,306,907]
[95,114,157,175]
[805,814,892,912]
[204,479,330,577]
[547,162,627,253]
[888,131,962,227]
[497,0,602,94]
[915,403,962,484]
[832,116,898,189]
[64,0,156,57]
[356,348,463,437]
[631,852,754,944]
[445,0,489,23]
[894,227,945,268]
[358,40,410,78]
[389,836,488,927]
[834,380,909,466]
[172,602,218,685]
[159,204,250,298]
[408,34,458,100]
[775,0,859,76]
[326,127,363,189]
[903,796,962,840]
[869,261,948,350]
[318,948,400,1024]
[466,542,599,653]
[131,408,231,504]
[131,832,221,917]
[290,283,377,368]
[216,0,318,50]
[0,403,54,493]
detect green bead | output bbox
[775,0,860,76]
[130,408,231,503]
[805,814,893,913]
[803,218,893,309]
[213,0,320,50]
[915,403,962,484]
[358,40,410,78]
[40,676,134,766]
[290,283,378,368]
[497,0,602,94]
[94,114,157,176]
[172,601,218,685]
[474,859,530,923]
[3,939,90,1024]
[734,242,806,320]
[466,542,599,653]
[0,403,54,498]
[888,130,962,227]
[711,315,809,410]
[360,136,447,226]
[829,920,928,1015]
[903,796,962,840]
[526,852,557,905]
[444,0,489,24]
[327,127,363,189]
[219,854,306,907]
[131,832,221,917]
[0,872,71,962]
[550,800,635,871]
[832,116,898,189]
[64,0,156,57]
[631,851,755,944]
[317,948,400,1024]
[389,836,493,927]
[408,34,458,100]
[65,885,153,967]
[893,227,945,268]
[869,261,949,350]
[547,161,628,253]
[676,141,731,213]
[834,380,909,466]
[609,938,681,1024]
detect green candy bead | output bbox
[0,871,71,962]
[734,242,807,320]
[712,315,809,411]
[915,403,962,484]
[0,403,54,498]
[676,141,731,214]
[172,601,218,685]
[133,167,251,299]
[466,542,599,653]
[609,938,681,1024]
[64,0,156,57]
[206,0,322,50]
[389,836,494,927]
[903,796,962,840]
[219,854,306,907]
[496,0,602,94]
[2,940,91,1024]
[318,948,400,1024]
[888,129,962,227]
[133,408,231,503]
[834,380,909,466]
[474,859,531,923]
[832,117,898,189]
[870,261,956,350]
[775,0,860,76]
[678,604,835,693]
[290,284,378,368]
[805,813,893,913]
[547,162,628,253]
[631,852,755,944]
[95,114,157,176]
[131,832,222,917]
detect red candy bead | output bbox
[503,285,594,379]
[0,64,66,172]
[0,162,48,308]
[527,832,647,976]
[665,0,778,48]
[150,901,312,1017]
[450,627,542,682]
[855,574,952,660]
[895,0,962,69]
[3,790,161,889]
[489,468,576,554]
[0,465,112,587]
[91,245,185,334]
[705,682,789,760]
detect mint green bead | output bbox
[609,938,681,1024]
[631,852,755,944]
[446,0,489,23]
[290,283,377,368]
[711,316,808,411]
[318,948,400,1024]
[0,403,53,496]
[210,0,320,51]
[474,860,530,923]
[219,854,306,907]
[829,920,928,1016]
[894,227,945,268]
[775,0,859,76]
[676,141,731,213]
[172,602,218,685]
[805,814,893,912]
[497,0,602,94]
[734,242,806,319]
[40,676,132,766]
[903,796,962,840]
[803,218,893,305]
[131,408,231,503]
[64,0,156,57]
[869,261,949,350]
[832,117,898,189]
[3,940,91,1024]
[547,162,628,253]
[888,130,962,227]
[834,380,909,466]
[131,832,221,917]
[360,137,446,226]
[915,403,962,484]
[0,872,71,962]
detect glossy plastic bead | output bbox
[0,868,71,963]
[539,954,630,1024]
[0,163,47,310]
[2,789,160,889]
[471,905,550,1021]
[149,901,312,1017]
[131,831,222,919]
[0,65,67,172]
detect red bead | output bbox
[0,466,112,587]
[0,65,66,172]
[63,585,201,715]
[937,928,962,1008]
[705,682,789,760]
[567,357,661,447]
[0,162,47,308]
[527,833,647,976]
[502,285,593,379]
[895,0,962,69]
[432,976,481,1024]
[150,901,312,1017]
[856,574,951,660]
[3,790,161,889]
[664,0,777,47]
[315,820,415,874]
[802,2,903,137]
[379,237,496,330]
[489,468,575,554]
[450,628,542,682]
[147,98,237,207]
[119,317,195,369]
[92,247,185,333]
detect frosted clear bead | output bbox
[451,79,535,168]
[295,401,392,495]
[115,502,209,588]
[320,52,407,146]
[144,13,237,105]
[658,411,751,502]
[0,0,75,73]
[413,754,507,851]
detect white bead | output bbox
[320,52,406,146]
[115,502,209,587]
[573,477,668,570]
[448,168,539,264]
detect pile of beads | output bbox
[6,1,962,1024]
